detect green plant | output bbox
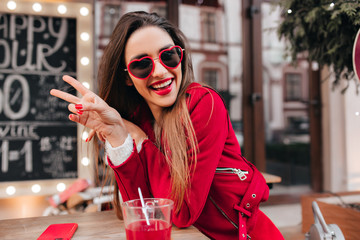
[277,0,360,92]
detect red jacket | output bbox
[108,83,284,240]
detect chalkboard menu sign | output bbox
[0,13,78,181]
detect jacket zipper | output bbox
[215,167,248,181]
[213,167,251,239]
[209,197,252,240]
[209,195,239,229]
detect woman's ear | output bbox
[125,76,133,86]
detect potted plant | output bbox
[277,0,360,92]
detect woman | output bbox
[51,11,284,240]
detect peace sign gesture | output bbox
[50,75,146,147]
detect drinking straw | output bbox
[138,187,150,225]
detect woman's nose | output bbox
[151,59,168,78]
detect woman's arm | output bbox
[50,75,147,147]
[51,75,149,198]
[50,75,128,146]
[110,86,229,227]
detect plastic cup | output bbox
[122,198,174,240]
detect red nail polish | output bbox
[75,104,83,110]
[77,110,83,115]
[85,138,88,142]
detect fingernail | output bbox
[77,110,83,115]
[75,104,83,110]
[85,138,89,142]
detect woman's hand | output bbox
[50,75,142,147]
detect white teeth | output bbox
[152,79,172,89]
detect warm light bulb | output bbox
[6,186,16,195]
[82,82,90,89]
[80,32,90,41]
[7,1,17,10]
[82,131,89,141]
[80,7,89,16]
[81,157,90,166]
[31,184,41,193]
[32,3,42,12]
[57,5,67,14]
[81,57,90,66]
[57,183,66,192]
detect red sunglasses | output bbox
[124,46,184,79]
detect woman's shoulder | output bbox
[186,82,218,98]
[185,82,225,110]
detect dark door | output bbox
[241,0,322,193]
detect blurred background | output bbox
[0,0,360,239]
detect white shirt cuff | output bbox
[105,134,133,166]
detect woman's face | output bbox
[124,26,182,120]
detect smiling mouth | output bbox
[151,79,173,90]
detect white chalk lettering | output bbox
[0,14,68,72]
[0,124,39,139]
[1,74,30,120]
[1,140,33,173]
[0,40,10,68]
[40,137,52,151]
[0,13,77,181]
[27,16,46,43]
[9,15,26,41]
[11,40,36,71]
[0,14,9,38]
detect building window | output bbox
[201,12,216,43]
[286,116,309,134]
[285,73,302,101]
[102,5,122,37]
[204,69,218,88]
[151,5,166,19]
[182,0,219,7]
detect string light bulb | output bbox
[57,183,66,192]
[32,3,42,12]
[81,157,90,166]
[80,32,90,41]
[82,131,89,141]
[7,1,17,10]
[81,57,90,66]
[80,7,89,16]
[31,184,41,193]
[82,82,90,89]
[57,4,67,14]
[6,186,16,195]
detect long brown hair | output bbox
[96,11,198,216]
